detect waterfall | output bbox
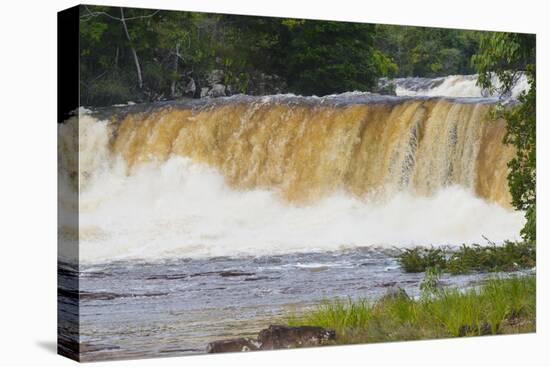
[58,94,524,263]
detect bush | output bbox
[398,247,447,273]
[446,242,536,274]
[397,242,535,274]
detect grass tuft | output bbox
[286,275,535,344]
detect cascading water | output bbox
[378,73,528,98]
[58,93,524,264]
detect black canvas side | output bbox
[57,4,81,362]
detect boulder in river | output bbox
[206,338,261,353]
[378,285,410,303]
[206,325,336,353]
[257,325,336,350]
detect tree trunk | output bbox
[171,42,180,98]
[120,8,143,89]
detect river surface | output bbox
[59,247,501,361]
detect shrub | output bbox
[398,247,447,273]
[397,242,535,274]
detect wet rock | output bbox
[72,290,168,301]
[190,270,220,277]
[373,78,397,95]
[146,273,188,280]
[207,69,225,85]
[206,338,261,353]
[182,78,196,97]
[190,270,254,278]
[379,285,410,303]
[244,276,272,281]
[257,325,336,350]
[206,325,336,353]
[208,84,227,97]
[200,87,210,98]
[219,270,255,277]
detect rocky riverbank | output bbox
[207,325,335,353]
[171,69,287,99]
[206,275,535,354]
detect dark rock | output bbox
[257,325,336,350]
[206,325,336,354]
[146,273,188,280]
[360,261,376,266]
[373,78,397,95]
[244,276,271,281]
[189,270,221,277]
[190,270,254,278]
[182,78,196,97]
[219,271,255,277]
[74,290,168,300]
[206,338,261,353]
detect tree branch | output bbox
[120,7,143,89]
[80,5,160,22]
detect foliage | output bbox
[374,25,483,77]
[419,266,442,297]
[446,242,536,274]
[280,20,397,95]
[286,276,535,344]
[79,5,494,106]
[473,33,535,95]
[397,242,536,274]
[79,6,215,104]
[79,6,397,105]
[473,33,536,242]
[398,247,447,273]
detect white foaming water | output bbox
[62,110,525,265]
[75,155,524,264]
[390,74,528,98]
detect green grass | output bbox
[286,276,535,345]
[398,241,536,274]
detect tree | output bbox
[80,6,161,90]
[78,6,491,105]
[473,33,536,242]
[281,20,396,95]
[374,25,483,77]
[80,6,217,104]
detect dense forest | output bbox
[80,5,490,106]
